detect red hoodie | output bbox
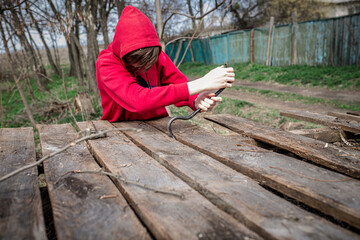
[96,6,198,121]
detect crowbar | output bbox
[167,64,228,139]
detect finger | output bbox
[198,104,208,112]
[226,73,235,77]
[226,83,232,88]
[225,77,235,82]
[226,67,234,72]
[201,100,211,108]
[210,96,222,102]
[204,98,214,105]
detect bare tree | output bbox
[115,0,126,18]
[5,2,49,91]
[0,17,36,128]
[25,2,61,76]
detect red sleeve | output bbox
[158,52,198,110]
[98,56,191,113]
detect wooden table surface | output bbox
[1,114,359,240]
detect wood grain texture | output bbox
[203,114,360,229]
[144,118,358,239]
[328,112,360,123]
[37,124,150,240]
[77,120,260,240]
[281,110,360,134]
[0,128,46,240]
[289,127,341,143]
[206,114,360,179]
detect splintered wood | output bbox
[1,115,360,240]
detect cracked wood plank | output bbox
[77,120,260,240]
[205,114,360,179]
[121,119,358,239]
[0,128,46,240]
[37,124,150,240]
[281,110,360,134]
[202,115,360,228]
[327,112,360,123]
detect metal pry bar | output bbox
[167,63,229,139]
[167,86,226,139]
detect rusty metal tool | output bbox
[167,64,228,139]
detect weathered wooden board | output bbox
[0,128,46,240]
[328,112,360,123]
[37,124,150,240]
[205,114,360,179]
[151,116,360,230]
[77,120,260,240]
[281,110,360,134]
[119,120,359,239]
[348,111,360,116]
[289,127,341,143]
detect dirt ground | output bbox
[187,76,360,114]
[233,80,360,103]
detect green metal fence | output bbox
[165,13,360,66]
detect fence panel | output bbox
[210,35,228,65]
[165,13,360,67]
[228,31,251,64]
[270,25,292,66]
[297,20,331,65]
[254,28,269,65]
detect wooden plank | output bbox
[348,111,360,116]
[77,120,259,240]
[122,119,359,239]
[205,114,360,179]
[37,124,150,240]
[280,110,360,134]
[289,127,341,143]
[0,128,46,240]
[328,111,360,123]
[199,114,360,229]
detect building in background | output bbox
[319,0,360,17]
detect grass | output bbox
[179,62,360,90]
[169,97,320,131]
[1,64,101,129]
[2,62,358,132]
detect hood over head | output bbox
[112,6,162,59]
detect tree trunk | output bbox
[27,5,61,75]
[66,0,84,86]
[99,0,110,48]
[199,0,204,31]
[115,0,126,19]
[84,0,99,94]
[0,18,36,129]
[8,7,48,91]
[187,0,196,30]
[155,0,165,49]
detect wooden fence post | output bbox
[266,17,274,66]
[291,12,297,65]
[251,29,255,63]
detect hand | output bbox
[200,66,235,91]
[187,65,235,95]
[194,92,222,112]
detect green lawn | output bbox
[179,62,360,90]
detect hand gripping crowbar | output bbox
[167,64,228,139]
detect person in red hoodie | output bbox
[96,6,235,122]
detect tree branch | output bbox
[161,0,227,40]
[0,127,140,182]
